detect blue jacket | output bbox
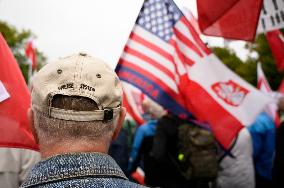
[248,112,276,180]
[21,152,146,188]
[128,120,157,172]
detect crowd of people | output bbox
[0,53,283,188]
[111,97,284,188]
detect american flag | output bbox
[116,0,273,148]
[116,0,208,120]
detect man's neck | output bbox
[39,140,110,159]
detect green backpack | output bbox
[174,121,218,180]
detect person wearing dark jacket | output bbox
[151,113,204,188]
[272,96,284,187]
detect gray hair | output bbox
[33,95,118,145]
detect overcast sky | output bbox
[0,0,249,68]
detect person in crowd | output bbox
[21,53,146,188]
[217,128,255,188]
[152,112,219,188]
[151,112,196,188]
[128,99,166,186]
[248,112,276,188]
[272,96,284,187]
[0,148,40,188]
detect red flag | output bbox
[131,167,145,185]
[197,0,263,41]
[0,33,38,150]
[266,30,284,72]
[25,40,37,70]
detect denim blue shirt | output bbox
[21,152,147,188]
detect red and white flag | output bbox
[266,30,284,72]
[257,63,280,127]
[181,53,272,147]
[25,40,37,70]
[197,0,263,41]
[0,33,38,150]
[116,0,272,148]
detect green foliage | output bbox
[0,21,31,49]
[212,47,257,86]
[212,47,243,70]
[235,58,257,86]
[0,20,47,83]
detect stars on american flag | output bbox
[137,0,182,41]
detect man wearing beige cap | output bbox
[21,53,146,188]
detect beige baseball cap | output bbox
[31,53,122,121]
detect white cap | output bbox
[31,53,122,121]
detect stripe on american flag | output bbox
[123,46,176,80]
[121,52,178,93]
[179,17,211,55]
[118,60,181,101]
[126,33,175,73]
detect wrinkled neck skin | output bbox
[39,138,111,159]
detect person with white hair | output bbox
[21,53,147,188]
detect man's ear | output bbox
[112,107,126,140]
[28,108,39,144]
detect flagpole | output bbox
[28,61,33,88]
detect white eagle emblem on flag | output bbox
[211,80,249,107]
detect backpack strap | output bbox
[218,134,239,163]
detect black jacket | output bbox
[150,114,197,188]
